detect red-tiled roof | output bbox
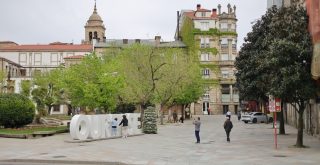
[0,44,92,52]
[0,41,18,44]
[64,55,85,59]
[184,11,217,20]
[197,8,211,12]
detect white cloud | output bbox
[0,0,267,47]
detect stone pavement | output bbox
[0,115,320,165]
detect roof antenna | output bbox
[94,0,97,13]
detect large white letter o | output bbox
[70,115,90,140]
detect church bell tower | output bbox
[84,0,106,43]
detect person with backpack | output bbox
[223,117,233,142]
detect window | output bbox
[200,53,210,61]
[20,69,26,76]
[89,32,92,41]
[203,93,210,99]
[201,12,206,17]
[203,68,210,76]
[19,53,27,65]
[200,37,210,48]
[220,23,228,30]
[221,54,229,61]
[220,38,228,48]
[221,84,230,94]
[50,53,59,65]
[221,70,229,78]
[200,22,209,31]
[53,105,60,112]
[232,39,237,49]
[34,53,41,66]
[231,23,236,30]
[228,24,231,30]
[221,38,228,44]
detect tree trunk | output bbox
[140,104,145,128]
[296,105,305,147]
[67,104,73,116]
[167,108,172,122]
[279,110,285,134]
[47,105,52,115]
[160,104,164,125]
[181,104,185,120]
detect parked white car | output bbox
[241,112,273,124]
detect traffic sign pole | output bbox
[274,112,277,149]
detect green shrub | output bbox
[0,93,35,128]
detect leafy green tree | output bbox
[117,44,165,117]
[63,53,123,113]
[265,2,314,147]
[20,80,32,97]
[0,70,5,93]
[174,67,204,119]
[236,1,315,147]
[117,44,203,124]
[31,68,66,115]
[235,7,277,103]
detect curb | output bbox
[0,159,128,165]
[0,134,28,139]
[65,133,145,143]
[0,129,69,139]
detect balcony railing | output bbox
[218,60,234,66]
[219,78,236,84]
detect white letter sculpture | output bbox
[70,113,141,140]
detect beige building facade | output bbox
[177,4,239,115]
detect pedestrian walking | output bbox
[111,118,118,136]
[193,117,201,143]
[223,117,233,142]
[226,110,232,119]
[173,111,178,123]
[119,115,129,138]
[237,111,241,121]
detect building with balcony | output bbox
[176,4,239,115]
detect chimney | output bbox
[196,4,201,10]
[227,4,231,14]
[135,39,141,43]
[176,11,180,40]
[218,4,221,14]
[212,9,217,17]
[155,36,161,45]
[123,39,128,44]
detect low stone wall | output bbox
[285,103,320,139]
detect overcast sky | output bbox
[0,0,267,48]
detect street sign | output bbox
[268,95,281,112]
[275,98,281,112]
[268,95,281,149]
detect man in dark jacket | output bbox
[223,117,233,142]
[119,115,128,138]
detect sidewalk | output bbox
[0,115,319,165]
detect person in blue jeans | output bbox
[111,118,118,136]
[193,117,201,143]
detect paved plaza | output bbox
[0,115,320,165]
